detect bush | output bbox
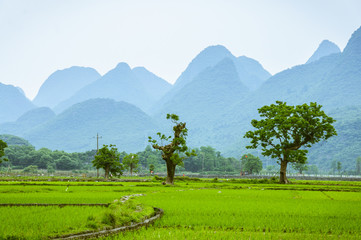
[22,165,38,173]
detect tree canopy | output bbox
[244,101,337,183]
[122,153,139,176]
[92,144,123,179]
[240,154,262,174]
[149,114,195,184]
[0,139,8,164]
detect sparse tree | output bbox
[148,114,196,185]
[244,101,336,184]
[92,144,123,179]
[292,162,308,174]
[331,160,337,174]
[0,140,8,164]
[337,161,342,175]
[356,157,361,175]
[122,153,139,176]
[306,164,319,175]
[23,165,38,174]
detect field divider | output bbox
[52,207,164,240]
[0,203,110,207]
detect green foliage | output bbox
[56,155,78,170]
[305,165,319,175]
[337,161,342,174]
[149,164,155,173]
[2,142,96,171]
[0,134,31,146]
[183,146,240,173]
[47,163,55,174]
[356,157,361,175]
[291,162,308,174]
[0,139,8,164]
[92,144,123,179]
[149,114,196,184]
[22,165,38,173]
[240,154,262,174]
[244,101,337,183]
[122,153,139,175]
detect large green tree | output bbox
[240,154,262,174]
[122,153,139,176]
[92,144,123,179]
[244,101,337,184]
[0,140,8,164]
[149,114,195,185]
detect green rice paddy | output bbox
[0,179,360,239]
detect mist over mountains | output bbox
[1,26,361,171]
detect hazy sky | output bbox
[1,0,361,100]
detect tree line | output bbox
[0,136,260,175]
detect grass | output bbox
[0,178,360,239]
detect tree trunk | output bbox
[104,166,109,180]
[279,160,289,184]
[165,160,176,185]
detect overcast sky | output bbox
[1,0,361,100]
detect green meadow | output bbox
[0,179,360,239]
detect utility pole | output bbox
[94,133,102,178]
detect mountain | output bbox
[0,107,56,136]
[234,56,272,91]
[307,105,361,171]
[23,98,158,152]
[54,63,168,114]
[152,45,271,114]
[0,134,32,146]
[155,58,249,147]
[306,40,341,64]
[132,67,172,102]
[33,66,101,108]
[218,26,361,170]
[0,83,35,123]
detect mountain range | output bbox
[1,26,361,171]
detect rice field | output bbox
[0,179,360,239]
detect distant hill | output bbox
[2,26,361,172]
[152,45,271,114]
[54,63,170,114]
[132,67,172,102]
[0,83,35,123]
[0,107,56,136]
[24,98,158,152]
[33,66,101,108]
[154,58,249,147]
[306,40,341,64]
[307,105,361,171]
[0,134,32,146]
[217,26,361,169]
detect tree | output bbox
[356,157,361,175]
[240,154,262,174]
[292,162,308,174]
[337,161,342,175]
[305,164,319,175]
[92,144,123,179]
[244,101,337,184]
[56,155,78,170]
[331,160,337,174]
[149,164,155,173]
[23,165,38,174]
[148,114,196,185]
[122,153,139,176]
[0,140,8,164]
